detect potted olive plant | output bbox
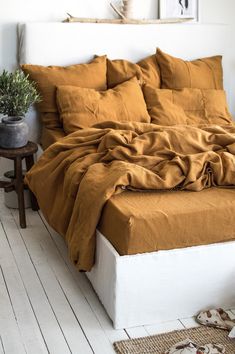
[0,70,40,149]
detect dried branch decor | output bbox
[63,13,193,24]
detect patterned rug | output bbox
[114,326,235,353]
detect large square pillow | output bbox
[21,55,107,131]
[41,126,66,150]
[143,84,232,126]
[156,48,223,90]
[57,77,150,134]
[137,54,161,88]
[107,54,160,88]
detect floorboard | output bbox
[0,265,26,354]
[10,210,93,354]
[12,207,114,354]
[180,317,200,329]
[145,320,185,336]
[0,201,73,353]
[0,336,5,354]
[125,326,149,339]
[0,217,48,354]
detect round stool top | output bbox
[0,141,38,158]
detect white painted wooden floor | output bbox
[0,192,234,354]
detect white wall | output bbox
[0,0,235,176]
[0,0,235,71]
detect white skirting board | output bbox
[87,231,235,329]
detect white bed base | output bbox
[19,22,235,329]
[88,231,235,329]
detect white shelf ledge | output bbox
[62,16,194,25]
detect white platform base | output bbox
[87,231,235,329]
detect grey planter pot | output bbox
[0,116,29,149]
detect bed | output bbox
[19,22,235,329]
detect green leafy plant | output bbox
[0,69,40,117]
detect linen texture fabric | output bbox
[156,48,223,89]
[25,121,235,271]
[107,54,160,88]
[143,86,232,126]
[99,188,235,256]
[21,55,107,130]
[137,54,161,87]
[41,126,66,150]
[56,77,150,134]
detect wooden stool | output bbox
[0,141,39,228]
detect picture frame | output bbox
[159,0,199,21]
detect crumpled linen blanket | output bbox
[25,121,235,271]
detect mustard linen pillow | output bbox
[143,85,232,126]
[137,54,161,88]
[107,54,161,88]
[156,48,223,90]
[57,77,151,134]
[21,55,107,130]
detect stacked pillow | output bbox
[156,48,223,89]
[107,54,161,88]
[22,55,108,129]
[22,48,232,149]
[143,86,232,126]
[22,55,107,148]
[143,48,231,126]
[106,48,231,127]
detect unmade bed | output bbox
[19,22,235,329]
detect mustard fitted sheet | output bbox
[99,188,235,255]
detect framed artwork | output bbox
[159,0,199,21]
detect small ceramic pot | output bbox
[122,0,134,19]
[0,116,29,148]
